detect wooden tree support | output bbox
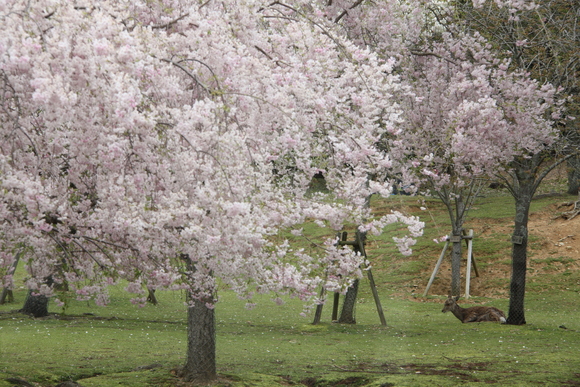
[423,229,479,298]
[313,231,387,326]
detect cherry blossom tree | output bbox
[0,0,422,381]
[325,0,563,305]
[394,30,560,298]
[444,0,574,325]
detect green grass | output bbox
[2,287,579,386]
[1,190,580,386]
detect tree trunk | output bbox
[1,251,21,305]
[443,193,466,297]
[567,155,580,195]
[0,288,14,305]
[181,296,217,383]
[337,231,366,324]
[178,254,217,382]
[20,289,49,318]
[450,231,462,297]
[506,184,534,325]
[337,278,359,324]
[146,288,158,305]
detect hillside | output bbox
[365,184,580,302]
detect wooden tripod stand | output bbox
[423,229,480,298]
[312,230,386,326]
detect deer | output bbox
[442,295,506,323]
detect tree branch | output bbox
[334,0,364,24]
[160,58,212,95]
[151,13,191,29]
[176,131,235,197]
[410,50,459,66]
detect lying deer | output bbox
[442,295,506,323]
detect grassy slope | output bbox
[1,189,579,386]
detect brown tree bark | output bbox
[337,278,359,324]
[180,296,216,382]
[179,253,217,383]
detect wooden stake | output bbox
[313,231,347,325]
[313,230,386,325]
[465,229,474,299]
[312,286,325,325]
[463,229,479,278]
[357,231,386,326]
[423,239,449,297]
[331,292,340,321]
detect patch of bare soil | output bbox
[529,203,580,261]
[413,200,580,301]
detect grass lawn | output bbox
[1,190,579,386]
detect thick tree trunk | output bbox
[567,155,580,195]
[20,289,49,318]
[506,185,533,325]
[181,296,216,383]
[21,273,53,317]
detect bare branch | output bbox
[151,13,190,29]
[254,45,273,61]
[79,235,133,250]
[268,1,348,54]
[176,131,235,197]
[160,58,212,95]
[410,50,459,66]
[254,45,289,67]
[71,238,107,270]
[334,0,364,24]
[81,236,116,266]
